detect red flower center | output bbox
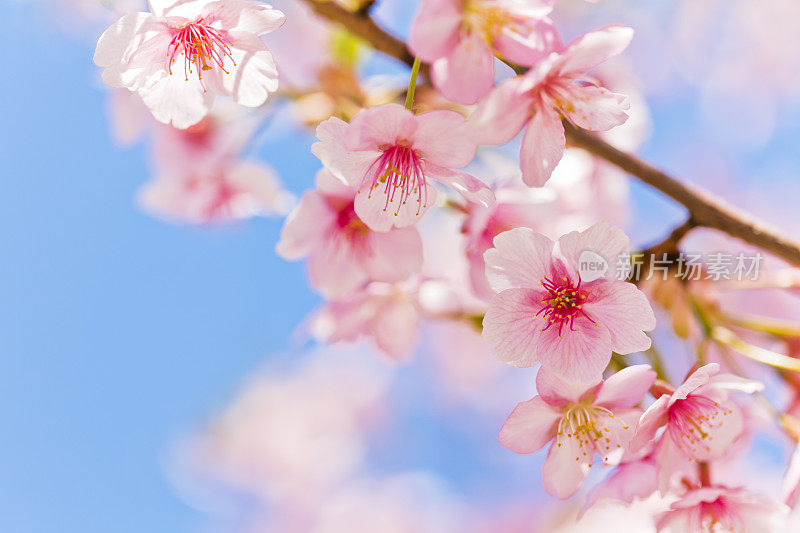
[167,19,236,90]
[360,143,428,217]
[535,274,595,337]
[335,201,369,238]
[668,396,733,460]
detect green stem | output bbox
[405,57,421,110]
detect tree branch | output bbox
[300,0,416,70]
[298,0,800,267]
[562,123,800,266]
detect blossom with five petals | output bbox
[310,279,422,361]
[138,159,290,223]
[408,0,561,104]
[94,0,284,128]
[277,169,423,299]
[469,25,633,186]
[499,365,656,499]
[312,103,494,232]
[481,221,655,381]
[631,363,763,493]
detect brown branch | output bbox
[641,218,696,257]
[563,123,800,266]
[299,0,417,70]
[298,0,800,267]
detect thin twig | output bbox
[640,218,695,257]
[298,0,800,267]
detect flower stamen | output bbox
[536,274,595,338]
[359,144,428,217]
[167,19,236,91]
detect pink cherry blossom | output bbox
[138,159,292,223]
[150,102,263,175]
[481,221,656,381]
[656,486,786,532]
[469,25,633,186]
[499,365,656,499]
[311,103,494,231]
[408,0,561,104]
[631,363,763,493]
[461,178,552,299]
[581,455,658,516]
[94,0,284,128]
[310,279,422,361]
[277,169,423,299]
[461,148,629,299]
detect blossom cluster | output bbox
[86,0,800,531]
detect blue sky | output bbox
[1,3,323,531]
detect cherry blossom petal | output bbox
[346,104,415,151]
[498,396,562,454]
[534,318,612,382]
[536,367,599,407]
[494,17,562,67]
[407,0,462,62]
[206,0,285,35]
[431,33,495,105]
[312,118,380,186]
[583,280,655,354]
[671,363,719,403]
[354,181,436,232]
[554,220,630,277]
[361,227,424,282]
[467,76,536,145]
[482,288,547,368]
[94,12,154,68]
[483,227,554,292]
[98,19,170,89]
[669,399,744,461]
[582,459,657,515]
[206,31,278,107]
[654,434,695,494]
[541,435,592,499]
[557,25,634,79]
[139,72,215,128]
[595,364,656,409]
[412,110,477,168]
[519,105,565,187]
[276,190,335,259]
[313,171,351,199]
[563,84,630,132]
[148,0,216,17]
[423,162,494,207]
[629,395,669,453]
[598,408,640,465]
[308,239,369,298]
[372,299,419,361]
